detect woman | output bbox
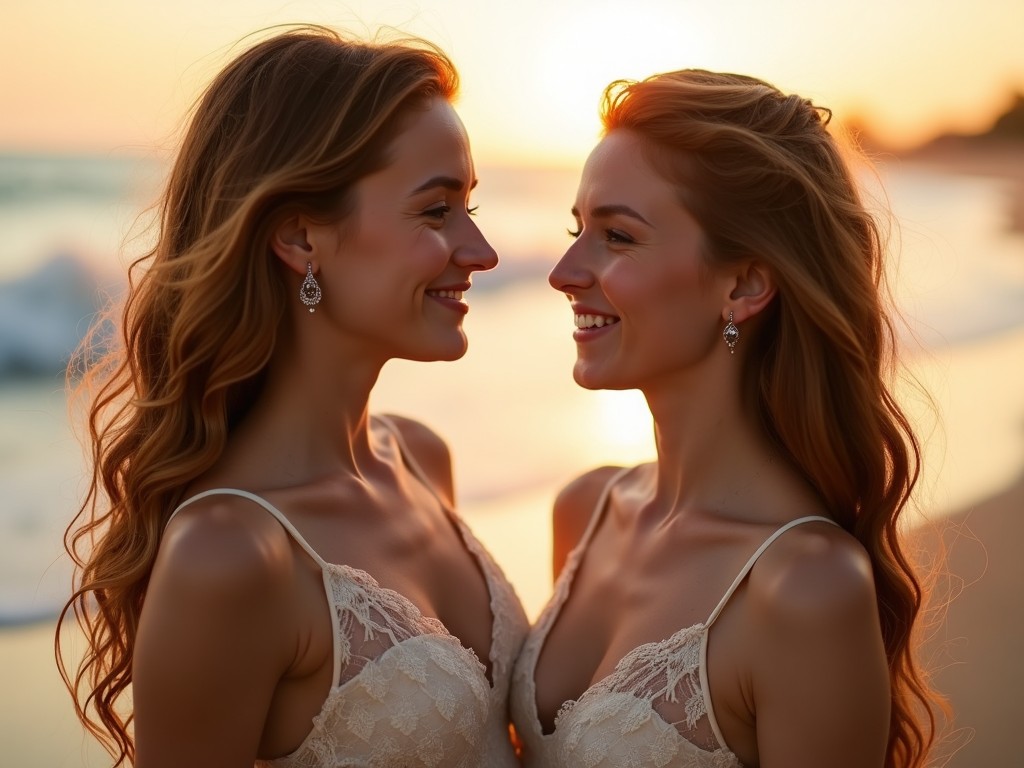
[57,26,527,767]
[511,71,939,767]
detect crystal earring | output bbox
[299,262,321,313]
[722,311,739,354]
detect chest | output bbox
[532,519,758,731]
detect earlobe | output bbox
[270,215,315,276]
[726,260,777,323]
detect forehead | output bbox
[383,98,473,182]
[577,130,680,213]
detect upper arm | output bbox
[382,414,455,506]
[133,501,296,768]
[747,529,890,768]
[551,466,623,581]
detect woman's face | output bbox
[320,97,497,362]
[549,130,730,391]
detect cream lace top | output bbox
[168,417,529,768]
[510,467,837,767]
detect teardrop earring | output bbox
[722,311,739,354]
[299,262,322,313]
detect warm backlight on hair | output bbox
[527,5,716,164]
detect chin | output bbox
[573,360,638,391]
[572,362,609,391]
[406,333,468,362]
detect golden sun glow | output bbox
[527,6,718,164]
[591,389,655,463]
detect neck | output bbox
[641,362,777,523]
[223,324,390,486]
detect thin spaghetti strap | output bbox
[704,515,838,627]
[575,465,634,557]
[168,488,330,570]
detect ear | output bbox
[724,259,776,323]
[270,215,315,276]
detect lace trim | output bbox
[448,516,525,687]
[553,621,729,755]
[324,563,482,685]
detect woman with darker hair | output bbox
[511,70,940,767]
[58,26,527,767]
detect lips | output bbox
[426,283,471,315]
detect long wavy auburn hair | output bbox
[600,70,940,767]
[56,25,458,765]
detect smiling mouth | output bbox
[574,313,620,329]
[426,289,464,301]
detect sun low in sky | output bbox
[1,0,1022,166]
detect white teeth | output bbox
[429,290,464,300]
[574,313,619,329]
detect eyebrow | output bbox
[571,204,652,227]
[410,175,478,195]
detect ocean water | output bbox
[1,152,1023,624]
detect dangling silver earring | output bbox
[299,262,321,313]
[723,311,739,354]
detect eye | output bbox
[423,204,452,220]
[606,229,634,244]
[467,205,479,216]
[566,226,582,239]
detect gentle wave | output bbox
[0,254,114,378]
[0,152,161,205]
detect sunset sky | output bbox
[2,0,1022,166]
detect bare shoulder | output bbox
[134,495,299,765]
[740,521,891,765]
[379,413,454,502]
[746,520,878,633]
[551,465,628,578]
[154,494,296,607]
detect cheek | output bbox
[409,230,452,272]
[604,261,700,323]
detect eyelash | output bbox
[424,204,479,219]
[566,226,634,244]
[424,204,452,219]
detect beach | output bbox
[1,150,1022,765]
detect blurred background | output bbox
[1,1,1022,765]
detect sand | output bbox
[913,475,1024,767]
[0,622,112,767]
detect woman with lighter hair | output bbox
[58,26,527,768]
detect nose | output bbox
[548,238,592,293]
[453,218,499,273]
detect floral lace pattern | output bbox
[258,542,527,768]
[547,622,741,768]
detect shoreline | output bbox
[890,139,1024,232]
